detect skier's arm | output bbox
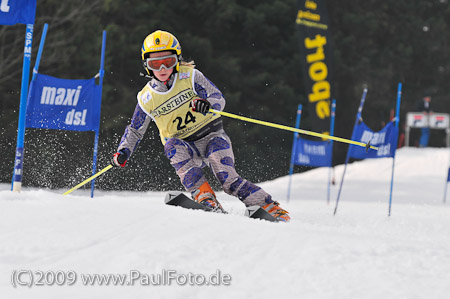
[193,69,225,112]
[116,104,151,159]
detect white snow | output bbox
[1,147,450,299]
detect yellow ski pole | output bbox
[211,109,378,151]
[63,165,113,195]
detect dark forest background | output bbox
[1,0,450,192]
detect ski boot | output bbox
[262,201,290,222]
[191,182,226,213]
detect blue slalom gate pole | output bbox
[334,88,368,215]
[31,24,48,81]
[444,168,450,204]
[287,104,302,202]
[444,147,450,203]
[12,24,47,191]
[388,83,402,216]
[11,24,34,192]
[14,23,48,188]
[327,99,336,204]
[91,130,100,198]
[90,30,107,198]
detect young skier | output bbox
[111,30,290,222]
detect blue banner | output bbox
[25,73,101,132]
[0,0,36,25]
[348,121,399,159]
[447,168,450,182]
[293,137,332,167]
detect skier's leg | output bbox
[204,131,271,206]
[164,138,206,192]
[165,138,222,210]
[203,131,290,221]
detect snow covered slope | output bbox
[1,147,449,299]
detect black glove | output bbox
[191,98,211,114]
[111,148,130,167]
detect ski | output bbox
[165,192,279,222]
[165,192,213,212]
[245,205,279,223]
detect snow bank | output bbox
[1,148,449,299]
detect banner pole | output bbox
[444,168,450,204]
[334,88,368,215]
[13,24,47,189]
[90,30,107,198]
[444,178,449,204]
[388,83,402,216]
[90,130,100,198]
[327,99,336,204]
[12,24,47,191]
[31,23,48,81]
[444,148,450,203]
[287,104,302,202]
[11,24,34,192]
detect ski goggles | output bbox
[146,54,178,71]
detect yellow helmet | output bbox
[141,30,182,75]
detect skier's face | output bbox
[149,51,174,81]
